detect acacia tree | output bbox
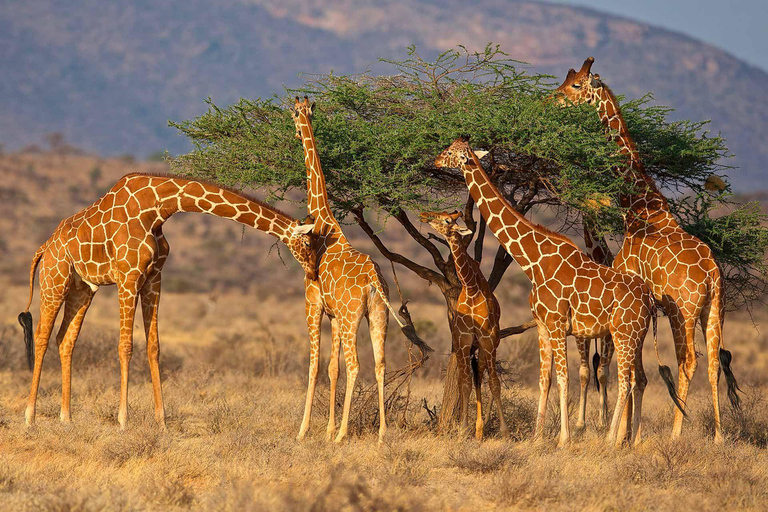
[171,45,768,426]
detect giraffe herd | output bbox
[16,59,739,448]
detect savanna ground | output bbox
[0,150,767,510]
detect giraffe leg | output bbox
[139,270,165,428]
[56,278,95,423]
[671,312,697,440]
[616,391,633,445]
[367,297,388,444]
[334,317,362,443]
[607,333,633,448]
[552,335,570,448]
[576,337,590,430]
[485,337,508,437]
[630,347,647,447]
[455,331,474,437]
[326,316,340,441]
[117,277,141,430]
[26,291,67,426]
[534,325,553,441]
[700,301,724,444]
[597,334,614,428]
[473,348,487,441]
[298,292,323,441]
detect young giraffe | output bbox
[419,210,508,440]
[18,174,317,429]
[434,137,682,447]
[291,97,428,443]
[554,58,739,443]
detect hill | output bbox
[1,0,766,190]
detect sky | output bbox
[554,0,768,71]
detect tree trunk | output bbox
[437,290,462,432]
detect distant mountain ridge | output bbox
[2,0,766,190]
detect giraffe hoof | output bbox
[334,433,347,444]
[25,408,35,427]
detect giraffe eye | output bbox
[572,83,581,89]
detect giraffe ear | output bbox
[293,223,315,235]
[455,225,473,236]
[474,150,489,159]
[590,74,601,88]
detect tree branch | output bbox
[474,215,486,263]
[394,210,449,273]
[499,320,537,339]
[353,209,447,288]
[488,246,514,292]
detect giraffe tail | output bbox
[708,272,741,411]
[19,245,45,371]
[369,271,434,357]
[471,350,481,388]
[592,342,601,392]
[651,302,687,416]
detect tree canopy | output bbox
[170,44,768,312]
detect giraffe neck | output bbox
[156,177,298,243]
[295,113,346,242]
[582,218,613,266]
[445,234,482,294]
[593,85,670,218]
[459,154,572,282]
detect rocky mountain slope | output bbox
[2,0,766,189]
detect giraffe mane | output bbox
[122,172,300,222]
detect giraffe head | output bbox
[434,137,488,169]
[291,96,315,139]
[419,210,473,239]
[284,216,319,280]
[552,57,603,106]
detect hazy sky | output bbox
[554,0,768,71]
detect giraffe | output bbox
[291,97,429,443]
[18,173,317,429]
[553,57,740,443]
[419,210,508,440]
[434,137,684,447]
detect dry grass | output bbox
[1,281,767,511]
[1,152,767,509]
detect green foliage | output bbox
[672,193,768,311]
[171,45,629,220]
[171,44,767,308]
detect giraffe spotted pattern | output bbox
[420,210,507,440]
[20,174,316,429]
[554,57,736,443]
[575,218,616,429]
[435,137,675,447]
